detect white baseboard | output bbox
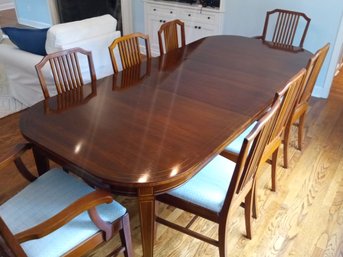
[335,62,343,76]
[17,17,51,28]
[0,3,15,11]
[312,86,328,99]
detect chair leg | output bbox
[298,113,306,151]
[252,183,257,219]
[154,201,159,241]
[244,188,253,239]
[119,213,134,257]
[283,123,291,169]
[271,148,279,192]
[218,221,228,257]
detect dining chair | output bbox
[158,19,186,55]
[283,43,330,167]
[222,69,306,195]
[109,32,152,74]
[35,47,97,99]
[257,9,311,49]
[0,143,133,257]
[156,95,282,257]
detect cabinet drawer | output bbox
[181,10,217,24]
[148,4,178,16]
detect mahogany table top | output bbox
[20,35,311,194]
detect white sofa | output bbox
[0,15,121,107]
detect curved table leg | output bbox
[138,187,155,257]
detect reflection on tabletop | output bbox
[44,84,97,114]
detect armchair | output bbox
[0,14,120,107]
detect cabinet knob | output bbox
[188,14,191,17]
[194,26,198,29]
[208,17,210,19]
[163,20,166,23]
[160,19,163,23]
[198,26,201,29]
[170,11,173,14]
[153,8,156,11]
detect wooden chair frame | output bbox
[158,19,186,55]
[0,143,133,257]
[259,9,311,49]
[221,69,306,222]
[35,47,97,99]
[283,43,330,167]
[156,97,282,257]
[109,32,151,74]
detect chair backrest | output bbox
[222,94,282,213]
[269,69,306,141]
[109,32,152,73]
[35,47,96,99]
[261,9,311,48]
[158,19,186,55]
[298,43,330,105]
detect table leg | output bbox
[32,146,50,176]
[138,187,155,257]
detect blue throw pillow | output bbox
[2,27,49,56]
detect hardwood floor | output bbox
[1,9,343,257]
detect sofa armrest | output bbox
[0,42,56,107]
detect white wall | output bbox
[133,0,343,98]
[0,0,14,10]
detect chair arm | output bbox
[0,143,32,170]
[253,35,263,40]
[14,189,114,243]
[0,143,37,182]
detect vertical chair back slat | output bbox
[270,70,306,141]
[109,32,151,73]
[299,43,330,105]
[36,47,96,99]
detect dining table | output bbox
[20,35,312,257]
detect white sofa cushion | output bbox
[46,14,120,79]
[0,40,57,107]
[0,15,120,108]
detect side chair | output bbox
[156,95,282,257]
[35,47,97,99]
[0,143,133,257]
[158,19,186,55]
[109,32,152,73]
[221,69,306,205]
[257,9,311,49]
[283,43,330,167]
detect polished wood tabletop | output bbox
[20,35,311,257]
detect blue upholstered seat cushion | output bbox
[0,168,126,257]
[2,27,48,55]
[224,121,257,154]
[168,155,235,213]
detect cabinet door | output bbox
[185,22,217,44]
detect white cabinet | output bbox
[144,0,225,55]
